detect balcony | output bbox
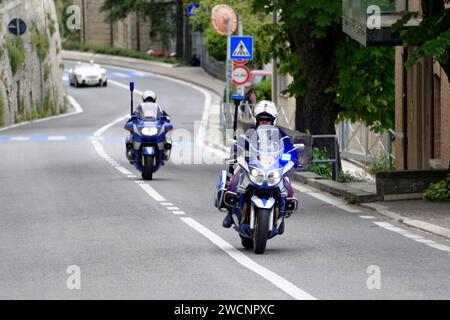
[343,0,421,46]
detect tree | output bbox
[393,0,450,81]
[252,0,395,143]
[189,0,271,68]
[101,0,178,55]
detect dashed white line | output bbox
[138,183,167,202]
[161,202,174,206]
[10,137,30,141]
[172,211,186,215]
[115,166,133,175]
[359,215,376,219]
[167,207,180,211]
[48,136,67,141]
[180,217,317,300]
[374,221,450,253]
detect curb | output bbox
[293,171,381,203]
[361,202,450,241]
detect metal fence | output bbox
[336,121,396,167]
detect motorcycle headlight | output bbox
[249,167,264,186]
[267,169,283,186]
[141,127,159,136]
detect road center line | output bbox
[180,217,317,300]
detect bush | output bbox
[424,177,450,202]
[5,37,26,75]
[254,79,272,101]
[31,24,50,61]
[311,147,333,179]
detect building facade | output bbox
[394,0,450,170]
[73,0,165,52]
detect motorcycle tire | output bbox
[240,235,254,250]
[142,155,154,180]
[253,208,271,254]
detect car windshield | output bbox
[137,102,161,121]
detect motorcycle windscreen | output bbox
[246,125,285,169]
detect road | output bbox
[0,63,450,299]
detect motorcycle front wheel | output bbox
[142,155,154,180]
[253,208,271,254]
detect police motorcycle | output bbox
[125,82,173,180]
[215,125,303,254]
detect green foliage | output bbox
[254,78,272,100]
[62,41,179,64]
[101,0,176,52]
[54,0,80,42]
[329,40,395,132]
[44,63,51,81]
[190,0,271,66]
[368,154,396,174]
[252,0,396,132]
[48,13,56,36]
[5,37,26,75]
[392,1,450,79]
[205,28,227,61]
[424,177,450,202]
[31,24,50,62]
[0,91,4,126]
[311,147,333,180]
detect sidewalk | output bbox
[63,51,450,241]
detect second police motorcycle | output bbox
[125,82,173,180]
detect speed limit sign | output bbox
[231,65,250,86]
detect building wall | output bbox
[395,0,450,170]
[74,0,164,52]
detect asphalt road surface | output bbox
[1,63,450,299]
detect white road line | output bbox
[115,166,133,175]
[94,113,129,137]
[359,215,376,219]
[161,202,174,206]
[172,211,186,215]
[180,217,317,300]
[167,207,180,211]
[138,183,167,202]
[374,221,450,253]
[48,136,67,141]
[109,79,143,95]
[292,182,361,213]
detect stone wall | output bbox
[0,0,65,127]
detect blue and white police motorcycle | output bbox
[125,83,173,180]
[215,125,303,254]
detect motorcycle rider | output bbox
[125,90,171,163]
[222,100,300,228]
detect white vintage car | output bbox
[68,61,108,87]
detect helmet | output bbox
[142,90,157,102]
[254,100,278,124]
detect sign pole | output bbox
[225,17,231,106]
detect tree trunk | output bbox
[289,25,344,168]
[176,0,184,59]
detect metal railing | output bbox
[336,121,396,167]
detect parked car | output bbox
[69,61,108,88]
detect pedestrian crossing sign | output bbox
[230,36,253,61]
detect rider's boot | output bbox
[222,212,233,228]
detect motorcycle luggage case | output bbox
[214,170,228,211]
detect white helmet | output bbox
[142,90,157,102]
[254,100,278,124]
